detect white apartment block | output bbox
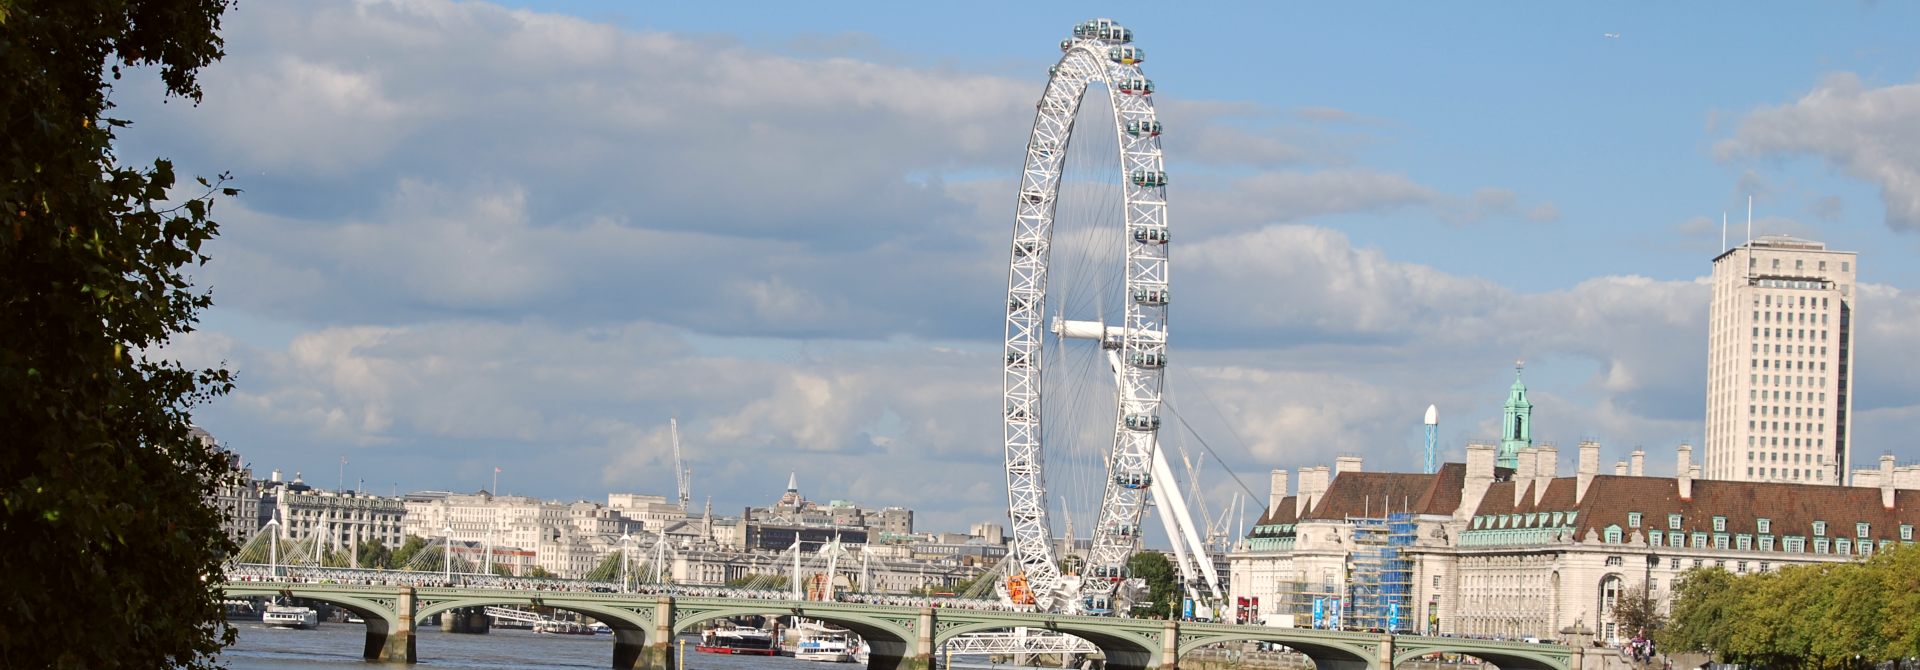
[1704,234,1856,483]
[402,492,622,578]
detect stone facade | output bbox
[1230,445,1919,645]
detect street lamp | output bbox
[443,524,454,585]
[620,534,633,593]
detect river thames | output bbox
[223,622,834,670]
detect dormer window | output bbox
[1857,522,1870,539]
[1903,525,1913,541]
[1814,521,1827,537]
[1713,516,1726,532]
[1757,518,1771,534]
[1628,512,1643,529]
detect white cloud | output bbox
[1718,72,1920,232]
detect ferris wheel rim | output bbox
[1002,18,1170,615]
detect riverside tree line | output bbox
[1645,545,1920,669]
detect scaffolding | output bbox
[1346,512,1416,633]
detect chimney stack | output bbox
[1630,449,1646,477]
[1577,441,1601,503]
[1269,469,1290,518]
[1514,448,1539,506]
[1676,443,1693,479]
[1534,444,1558,505]
[1679,462,1696,501]
[1335,455,1364,477]
[1458,443,1497,520]
[1296,467,1331,517]
[1882,454,1897,510]
[1614,461,1629,476]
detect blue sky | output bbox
[122,1,1920,535]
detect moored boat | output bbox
[697,627,780,656]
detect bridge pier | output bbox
[1160,622,1179,670]
[441,606,491,634]
[900,607,934,670]
[624,596,675,670]
[1378,634,1393,670]
[364,586,416,664]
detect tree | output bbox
[1127,551,1179,619]
[527,566,558,580]
[1609,582,1667,641]
[1660,567,1739,659]
[388,535,431,570]
[490,563,515,577]
[1,1,238,668]
[356,538,392,570]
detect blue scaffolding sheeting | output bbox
[1346,512,1415,633]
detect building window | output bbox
[1668,514,1682,530]
[1737,561,1748,573]
[1670,558,1681,570]
[1713,516,1726,532]
[1857,522,1870,539]
[1649,530,1663,546]
[1903,525,1913,541]
[1814,521,1827,537]
[1628,512,1642,528]
[1670,533,1683,548]
[1692,533,1708,549]
[1757,518,1771,534]
[1605,526,1623,544]
[1736,535,1752,551]
[1837,538,1852,554]
[1759,536,1775,551]
[1816,538,1831,554]
[1714,534,1730,550]
[1606,556,1624,567]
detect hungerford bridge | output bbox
[222,568,1580,670]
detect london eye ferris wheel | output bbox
[1001,18,1217,615]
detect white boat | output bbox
[262,605,318,629]
[794,630,858,663]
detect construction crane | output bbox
[670,419,691,513]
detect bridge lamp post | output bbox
[443,524,454,585]
[620,533,632,593]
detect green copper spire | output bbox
[1499,361,1533,469]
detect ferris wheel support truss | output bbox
[1003,20,1221,614]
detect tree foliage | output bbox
[1,1,237,668]
[1660,546,1920,669]
[1127,550,1179,619]
[1609,582,1667,640]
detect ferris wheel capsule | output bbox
[1118,78,1154,95]
[1125,120,1163,137]
[1107,45,1144,65]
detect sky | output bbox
[122,0,1920,538]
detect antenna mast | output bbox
[670,419,691,513]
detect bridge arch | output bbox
[221,584,410,661]
[1393,646,1569,670]
[415,597,655,669]
[1176,632,1375,670]
[935,620,1158,670]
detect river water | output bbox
[222,622,868,670]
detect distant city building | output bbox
[402,491,621,578]
[266,483,408,556]
[1705,235,1857,483]
[194,427,264,547]
[741,473,915,551]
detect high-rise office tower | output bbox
[1705,235,1856,483]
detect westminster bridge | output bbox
[222,572,1577,670]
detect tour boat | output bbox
[696,627,780,656]
[534,620,597,635]
[794,631,858,663]
[262,604,319,630]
